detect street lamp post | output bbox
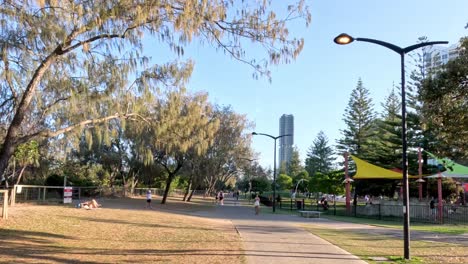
[334,33,448,260]
[252,132,292,212]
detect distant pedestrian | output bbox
[254,195,260,215]
[146,190,153,209]
[321,197,329,210]
[236,190,240,200]
[219,191,224,205]
[430,197,436,217]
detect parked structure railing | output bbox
[11,185,202,205]
[277,198,468,224]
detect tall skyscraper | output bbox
[279,114,294,169]
[423,43,461,73]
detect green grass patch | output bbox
[303,225,466,264]
[321,214,468,235]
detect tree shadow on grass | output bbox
[65,215,224,232]
[0,229,72,243]
[0,241,366,263]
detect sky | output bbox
[147,0,468,170]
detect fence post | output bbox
[290,199,292,211]
[2,191,8,219]
[78,187,81,201]
[379,204,381,220]
[37,188,41,201]
[302,198,305,210]
[42,187,46,202]
[11,185,16,206]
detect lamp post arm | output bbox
[356,37,403,54]
[403,41,449,53]
[277,134,292,140]
[254,133,276,140]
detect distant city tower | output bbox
[279,114,294,169]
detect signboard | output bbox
[63,187,73,204]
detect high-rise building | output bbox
[423,43,461,73]
[279,114,294,169]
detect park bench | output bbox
[299,210,321,218]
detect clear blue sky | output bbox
[148,0,468,170]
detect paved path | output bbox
[194,198,367,264]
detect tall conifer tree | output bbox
[337,78,377,160]
[305,131,334,176]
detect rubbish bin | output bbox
[296,200,303,210]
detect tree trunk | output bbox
[187,186,198,202]
[122,172,127,198]
[0,54,57,176]
[183,181,191,201]
[15,166,27,185]
[183,174,193,201]
[161,173,175,204]
[130,176,138,197]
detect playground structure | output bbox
[342,150,468,224]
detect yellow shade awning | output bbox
[351,155,417,179]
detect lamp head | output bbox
[334,33,354,45]
[251,132,258,135]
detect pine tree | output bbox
[374,86,402,168]
[337,78,377,160]
[305,131,334,176]
[287,146,303,178]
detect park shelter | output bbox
[351,155,417,179]
[424,152,468,178]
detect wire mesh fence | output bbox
[277,198,468,224]
[12,185,203,205]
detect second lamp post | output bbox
[252,132,292,212]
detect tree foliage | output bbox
[0,0,311,177]
[277,174,293,191]
[305,131,334,176]
[420,37,468,159]
[286,146,303,178]
[336,78,377,160]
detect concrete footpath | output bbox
[195,198,368,264]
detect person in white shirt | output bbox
[146,190,153,209]
[254,195,260,215]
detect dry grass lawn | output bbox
[0,197,245,263]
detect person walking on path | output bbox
[430,197,436,220]
[219,191,224,205]
[146,190,153,209]
[254,195,260,215]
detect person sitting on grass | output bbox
[80,199,101,209]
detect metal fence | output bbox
[11,185,200,205]
[278,198,468,224]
